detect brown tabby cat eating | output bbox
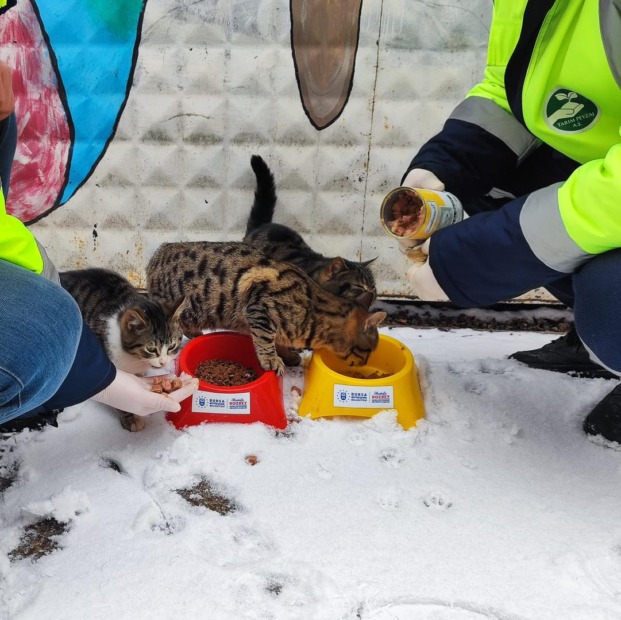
[146,242,386,375]
[60,267,185,431]
[244,154,377,308]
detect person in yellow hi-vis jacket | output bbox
[399,0,621,444]
[0,1,196,432]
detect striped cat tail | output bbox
[246,155,278,235]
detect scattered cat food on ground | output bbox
[151,376,184,394]
[9,518,69,562]
[175,478,238,515]
[287,386,303,417]
[194,359,258,387]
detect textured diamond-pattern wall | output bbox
[30,1,550,301]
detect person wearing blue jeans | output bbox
[0,56,197,432]
[0,259,112,429]
[401,0,621,445]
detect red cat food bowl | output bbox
[167,331,287,429]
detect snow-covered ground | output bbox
[1,325,621,620]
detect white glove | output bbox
[91,370,199,416]
[402,168,445,192]
[405,238,449,302]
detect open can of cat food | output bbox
[380,187,463,251]
[167,331,287,430]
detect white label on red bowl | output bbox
[192,390,251,415]
[333,385,394,409]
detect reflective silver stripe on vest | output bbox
[449,97,540,162]
[600,0,621,88]
[519,183,592,273]
[36,240,61,284]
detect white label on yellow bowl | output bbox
[333,385,394,409]
[192,390,251,415]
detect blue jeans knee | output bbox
[0,260,82,422]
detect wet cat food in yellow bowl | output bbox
[298,333,424,429]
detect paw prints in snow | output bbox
[422,490,453,511]
[379,447,405,468]
[377,486,401,511]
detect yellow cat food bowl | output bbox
[299,333,424,429]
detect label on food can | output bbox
[423,200,459,234]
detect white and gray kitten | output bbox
[60,267,184,431]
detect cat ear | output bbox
[356,290,375,309]
[121,308,148,334]
[360,257,377,267]
[163,297,185,319]
[365,311,387,330]
[327,257,348,277]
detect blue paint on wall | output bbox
[33,0,145,203]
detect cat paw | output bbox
[271,359,286,376]
[257,354,285,376]
[119,411,146,432]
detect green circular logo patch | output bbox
[544,88,599,133]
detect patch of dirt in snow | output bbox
[175,477,239,515]
[8,518,70,562]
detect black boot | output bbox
[583,385,621,443]
[0,408,62,434]
[509,326,617,379]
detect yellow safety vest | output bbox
[0,190,44,273]
[469,0,621,255]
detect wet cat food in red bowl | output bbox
[167,331,287,429]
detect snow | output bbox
[1,326,621,620]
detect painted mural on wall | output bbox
[0,0,145,224]
[2,0,361,224]
[291,0,362,130]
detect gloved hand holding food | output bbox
[91,370,199,416]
